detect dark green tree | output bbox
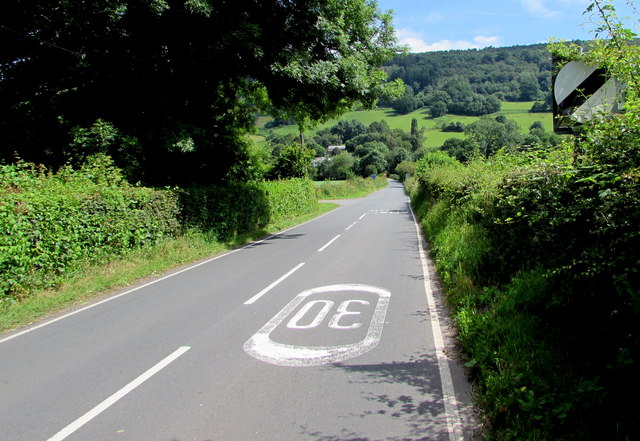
[464,116,522,158]
[409,117,425,150]
[430,101,448,118]
[0,0,402,184]
[324,152,356,180]
[269,143,314,179]
[354,141,389,176]
[330,120,368,143]
[439,137,479,162]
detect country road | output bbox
[0,181,477,441]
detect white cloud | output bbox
[521,0,561,18]
[396,29,500,52]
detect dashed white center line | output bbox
[244,262,306,305]
[345,222,357,231]
[47,346,191,441]
[317,234,341,252]
[358,213,367,220]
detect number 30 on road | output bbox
[244,284,391,367]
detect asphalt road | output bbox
[0,180,477,441]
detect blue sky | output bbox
[375,0,638,52]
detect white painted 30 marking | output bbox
[244,284,390,367]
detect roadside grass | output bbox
[0,202,337,334]
[315,176,388,199]
[406,172,565,440]
[259,102,552,149]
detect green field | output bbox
[257,101,553,149]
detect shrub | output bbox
[0,156,180,302]
[179,178,318,240]
[410,141,640,439]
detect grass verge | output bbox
[0,202,337,334]
[315,176,388,199]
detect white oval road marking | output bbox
[287,300,335,329]
[244,284,390,367]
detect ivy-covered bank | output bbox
[0,155,318,305]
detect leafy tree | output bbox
[395,160,416,181]
[424,90,453,107]
[330,120,368,143]
[464,116,522,158]
[264,117,296,129]
[439,137,479,163]
[313,129,343,149]
[430,101,448,118]
[516,71,542,100]
[345,133,383,152]
[354,141,389,176]
[388,147,411,171]
[368,120,392,133]
[441,121,465,132]
[324,152,356,180]
[409,117,425,150]
[266,132,298,157]
[0,0,402,184]
[390,86,418,114]
[269,143,314,179]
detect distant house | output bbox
[312,157,330,167]
[327,145,346,154]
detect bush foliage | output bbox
[1,157,319,304]
[408,5,640,437]
[179,178,318,240]
[410,139,639,439]
[314,176,388,199]
[0,155,180,303]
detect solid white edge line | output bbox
[410,206,464,441]
[0,247,241,345]
[345,222,357,231]
[47,346,191,441]
[0,205,345,345]
[244,262,305,305]
[317,234,341,252]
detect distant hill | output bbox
[379,43,554,115]
[384,43,552,98]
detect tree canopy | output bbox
[0,0,402,184]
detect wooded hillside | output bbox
[379,44,555,115]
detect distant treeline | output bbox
[379,43,555,115]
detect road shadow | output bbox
[246,233,306,247]
[298,354,453,441]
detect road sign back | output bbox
[553,60,625,133]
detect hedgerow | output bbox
[1,158,320,305]
[178,178,318,240]
[314,176,388,199]
[410,137,640,439]
[0,155,180,304]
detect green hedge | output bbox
[314,176,388,199]
[179,178,318,240]
[0,156,180,302]
[409,147,640,440]
[1,159,319,304]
